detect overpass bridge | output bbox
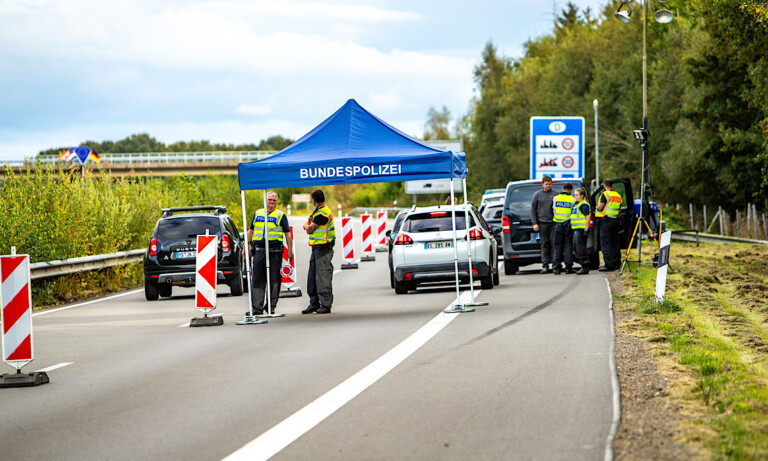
[0,151,277,178]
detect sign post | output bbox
[190,233,223,327]
[279,226,302,297]
[1,252,49,387]
[530,117,585,180]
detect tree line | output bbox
[428,0,767,212]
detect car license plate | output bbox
[175,251,196,259]
[425,241,453,249]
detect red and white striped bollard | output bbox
[190,234,223,327]
[341,216,358,269]
[360,213,375,261]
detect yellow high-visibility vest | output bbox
[309,205,335,245]
[252,209,285,243]
[570,200,590,229]
[553,193,575,223]
[595,190,622,218]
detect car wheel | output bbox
[145,280,159,301]
[389,270,395,288]
[481,269,494,289]
[504,259,518,275]
[230,269,244,296]
[394,279,410,294]
[159,284,172,298]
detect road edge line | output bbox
[222,290,476,461]
[31,289,144,317]
[604,276,621,461]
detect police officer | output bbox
[596,179,623,271]
[302,189,335,314]
[571,187,592,275]
[552,183,575,275]
[247,191,293,315]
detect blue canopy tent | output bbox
[236,99,472,323]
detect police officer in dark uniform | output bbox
[552,183,575,275]
[246,191,292,315]
[596,180,623,271]
[571,187,592,275]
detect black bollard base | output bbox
[279,288,302,298]
[341,263,358,270]
[360,255,376,262]
[190,316,224,327]
[0,371,49,388]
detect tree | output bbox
[423,106,452,140]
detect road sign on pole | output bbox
[530,117,585,180]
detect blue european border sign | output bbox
[530,116,585,180]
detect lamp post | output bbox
[593,99,599,188]
[615,0,673,266]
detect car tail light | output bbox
[394,233,414,245]
[430,211,447,217]
[222,233,231,253]
[472,269,478,275]
[502,215,510,233]
[150,238,158,256]
[469,228,483,240]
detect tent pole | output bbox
[236,191,267,325]
[444,178,474,314]
[259,190,284,319]
[463,177,488,307]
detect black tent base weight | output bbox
[0,371,49,388]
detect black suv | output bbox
[143,206,248,301]
[501,178,636,275]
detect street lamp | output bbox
[614,0,673,268]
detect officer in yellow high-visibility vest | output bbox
[551,183,575,275]
[247,191,293,315]
[595,179,623,271]
[302,189,336,314]
[571,187,592,275]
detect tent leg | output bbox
[237,190,267,325]
[444,178,474,314]
[259,189,285,319]
[462,177,487,307]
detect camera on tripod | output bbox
[633,129,649,145]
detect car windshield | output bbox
[157,216,221,239]
[402,211,474,232]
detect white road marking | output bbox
[31,289,143,317]
[35,362,73,373]
[604,276,621,461]
[223,290,478,461]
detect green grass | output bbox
[618,242,768,459]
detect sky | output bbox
[0,0,609,161]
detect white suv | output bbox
[390,205,500,294]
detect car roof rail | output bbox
[161,205,227,217]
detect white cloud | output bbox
[235,104,272,116]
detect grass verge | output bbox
[616,241,768,459]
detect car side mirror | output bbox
[385,230,392,237]
[491,225,502,235]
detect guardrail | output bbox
[670,230,768,246]
[3,151,278,167]
[29,249,145,280]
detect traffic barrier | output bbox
[375,210,388,252]
[360,213,375,261]
[655,231,672,301]
[190,234,222,327]
[1,250,49,387]
[280,226,302,297]
[341,217,358,269]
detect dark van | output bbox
[501,178,635,275]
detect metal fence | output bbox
[3,151,278,167]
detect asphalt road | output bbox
[0,216,616,460]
